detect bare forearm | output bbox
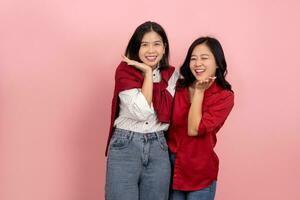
[141,71,153,106]
[121,55,153,106]
[188,90,204,136]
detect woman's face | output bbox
[189,43,217,81]
[138,31,165,69]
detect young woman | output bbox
[105,21,178,200]
[167,37,234,200]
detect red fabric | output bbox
[105,62,175,156]
[167,82,234,191]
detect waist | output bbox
[113,128,165,141]
[114,118,169,133]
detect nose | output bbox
[147,44,155,53]
[195,58,202,66]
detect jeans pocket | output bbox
[109,136,131,150]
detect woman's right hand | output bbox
[194,76,216,91]
[122,55,152,74]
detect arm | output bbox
[141,70,153,106]
[122,55,153,106]
[188,89,205,136]
[188,77,216,136]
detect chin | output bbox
[148,62,159,68]
[194,76,204,81]
[195,74,211,81]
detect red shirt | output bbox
[167,82,234,191]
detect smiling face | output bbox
[189,43,217,81]
[138,31,165,69]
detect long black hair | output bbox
[125,21,170,70]
[179,36,232,91]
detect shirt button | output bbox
[145,122,148,124]
[153,74,156,76]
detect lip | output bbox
[194,68,205,76]
[195,69,205,73]
[145,55,157,62]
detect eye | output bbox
[190,57,196,61]
[141,43,148,47]
[201,57,208,60]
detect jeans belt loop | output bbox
[155,132,160,143]
[129,131,134,141]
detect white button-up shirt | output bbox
[114,67,179,133]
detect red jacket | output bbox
[167,82,234,191]
[105,62,175,156]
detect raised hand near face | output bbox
[194,76,216,91]
[122,55,152,74]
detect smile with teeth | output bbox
[195,68,205,75]
[145,55,157,62]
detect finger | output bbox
[207,77,215,84]
[195,80,201,86]
[121,55,127,61]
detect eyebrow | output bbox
[191,54,210,57]
[141,40,163,43]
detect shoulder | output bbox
[160,66,178,83]
[219,88,234,100]
[116,61,133,73]
[175,83,187,96]
[167,65,176,71]
[215,88,234,108]
[175,77,186,89]
[161,65,175,75]
[115,61,141,79]
[206,83,234,105]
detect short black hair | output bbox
[179,36,232,91]
[125,21,170,70]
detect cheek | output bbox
[209,67,217,76]
[212,70,217,76]
[207,61,217,73]
[138,50,144,59]
[157,48,165,57]
[189,66,194,73]
[189,62,194,71]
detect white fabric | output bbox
[114,68,179,133]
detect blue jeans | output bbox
[169,154,217,200]
[105,128,171,200]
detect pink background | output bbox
[1,0,300,199]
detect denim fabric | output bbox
[169,153,217,200]
[105,128,171,200]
